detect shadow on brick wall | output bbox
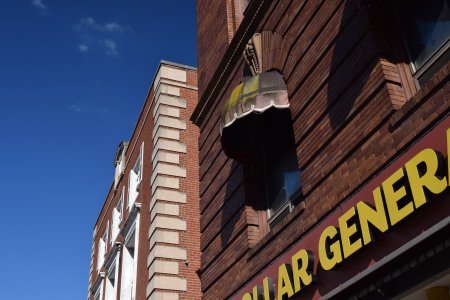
[327,0,374,129]
[221,160,243,248]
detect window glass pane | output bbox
[267,171,301,216]
[94,287,101,300]
[259,108,300,224]
[133,156,141,174]
[268,204,291,230]
[398,0,450,70]
[268,186,287,217]
[108,264,116,284]
[265,153,285,215]
[285,170,301,199]
[117,194,123,214]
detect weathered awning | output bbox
[220,71,290,162]
[220,71,289,133]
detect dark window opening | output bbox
[243,62,253,78]
[220,69,300,234]
[252,108,301,230]
[394,0,450,86]
[125,231,135,258]
[107,265,116,286]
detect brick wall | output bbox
[196,0,229,100]
[88,62,201,300]
[194,0,449,298]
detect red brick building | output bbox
[88,61,202,300]
[192,0,450,299]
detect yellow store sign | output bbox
[239,126,450,300]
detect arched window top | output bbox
[243,31,290,76]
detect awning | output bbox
[220,71,289,133]
[220,71,290,162]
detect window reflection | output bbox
[257,108,301,230]
[396,0,450,85]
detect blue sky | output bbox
[0,1,196,299]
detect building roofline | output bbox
[160,60,197,71]
[92,60,196,233]
[190,0,271,125]
[148,60,197,94]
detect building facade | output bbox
[192,0,450,299]
[88,61,202,300]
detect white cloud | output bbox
[31,0,48,10]
[102,39,119,57]
[73,17,129,57]
[78,44,89,53]
[104,22,125,33]
[67,105,109,114]
[73,17,95,32]
[74,17,126,33]
[92,107,109,114]
[67,105,83,113]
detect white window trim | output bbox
[128,143,144,210]
[105,253,119,300]
[111,190,124,245]
[393,1,450,87]
[267,201,293,229]
[105,222,109,246]
[97,225,108,272]
[93,280,103,300]
[120,213,140,300]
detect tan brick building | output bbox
[88,61,202,300]
[192,0,450,299]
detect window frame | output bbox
[104,223,109,247]
[105,254,119,300]
[127,143,144,210]
[264,170,302,230]
[93,280,103,300]
[133,143,144,182]
[97,226,108,272]
[393,0,450,87]
[253,109,301,231]
[117,190,123,223]
[266,200,293,229]
[111,190,124,245]
[120,214,140,300]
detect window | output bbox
[256,109,301,230]
[395,0,450,86]
[104,225,109,246]
[93,280,103,300]
[111,191,123,244]
[220,70,301,233]
[128,143,144,209]
[114,141,128,188]
[266,170,301,228]
[114,156,125,188]
[120,219,139,300]
[97,227,108,271]
[105,255,119,300]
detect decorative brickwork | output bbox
[88,61,201,300]
[194,0,450,299]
